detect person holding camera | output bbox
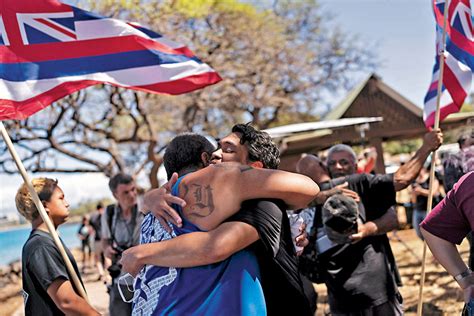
[296,129,442,316]
[296,154,402,315]
[101,173,143,316]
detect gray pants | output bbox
[109,282,132,316]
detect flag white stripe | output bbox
[423,90,454,121]
[75,18,151,41]
[0,61,215,101]
[444,52,472,92]
[76,19,185,49]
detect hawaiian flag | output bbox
[0,0,222,120]
[424,0,474,127]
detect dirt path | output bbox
[315,228,468,315]
[3,228,467,315]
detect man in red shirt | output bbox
[421,172,474,304]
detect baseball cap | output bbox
[322,194,359,244]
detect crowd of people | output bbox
[13,123,474,315]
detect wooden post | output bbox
[417,1,449,315]
[0,122,89,302]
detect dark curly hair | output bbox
[231,123,280,170]
[164,133,216,179]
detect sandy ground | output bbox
[1,228,468,316]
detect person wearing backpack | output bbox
[101,173,143,316]
[296,129,442,316]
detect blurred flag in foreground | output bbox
[0,0,222,120]
[424,0,473,127]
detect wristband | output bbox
[454,267,472,282]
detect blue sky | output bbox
[0,0,453,216]
[320,0,437,105]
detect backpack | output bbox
[104,204,138,248]
[105,204,115,236]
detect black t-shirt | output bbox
[317,173,401,312]
[89,211,102,241]
[414,177,430,212]
[21,229,84,316]
[228,199,314,316]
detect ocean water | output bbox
[0,223,81,266]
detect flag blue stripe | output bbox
[446,37,474,70]
[424,89,438,103]
[130,24,163,39]
[0,50,202,82]
[424,80,446,104]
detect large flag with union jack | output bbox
[424,0,474,127]
[0,0,222,120]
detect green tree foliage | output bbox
[383,139,422,156]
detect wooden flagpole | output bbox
[417,1,449,315]
[0,121,89,302]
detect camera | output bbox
[315,229,338,254]
[113,245,126,256]
[107,245,127,279]
[108,262,122,279]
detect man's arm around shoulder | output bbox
[121,222,259,276]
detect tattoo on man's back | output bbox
[238,165,253,173]
[213,164,253,173]
[182,183,215,218]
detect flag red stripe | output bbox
[35,18,76,40]
[429,80,439,91]
[0,72,222,121]
[0,35,194,63]
[424,102,461,127]
[3,0,72,13]
[465,11,473,33]
[449,27,474,54]
[442,64,468,105]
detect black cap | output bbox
[322,194,358,235]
